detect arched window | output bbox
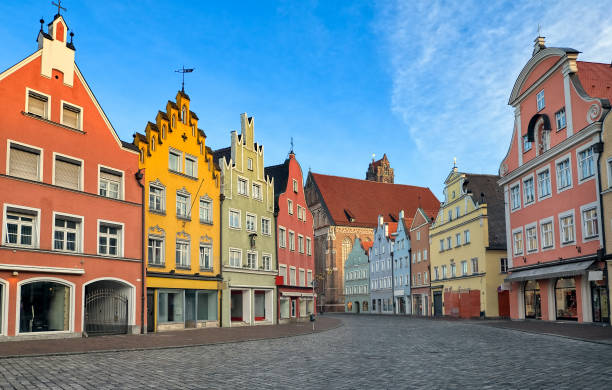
[162,124,167,139]
[524,280,541,319]
[342,237,353,264]
[171,114,176,129]
[192,125,196,137]
[20,280,71,333]
[555,277,577,321]
[151,136,156,151]
[139,148,145,163]
[182,106,187,124]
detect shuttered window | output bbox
[55,157,81,190]
[62,103,80,129]
[9,145,40,181]
[27,91,48,119]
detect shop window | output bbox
[555,278,577,321]
[524,280,541,319]
[20,281,70,333]
[230,291,243,321]
[196,291,217,321]
[280,298,290,319]
[254,291,266,321]
[158,290,184,323]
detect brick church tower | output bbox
[366,154,394,183]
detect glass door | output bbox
[591,282,610,323]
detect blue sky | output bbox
[1,1,611,199]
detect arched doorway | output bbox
[19,279,72,333]
[555,277,577,321]
[354,301,360,314]
[524,280,541,319]
[84,279,132,335]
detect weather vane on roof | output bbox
[52,0,66,16]
[175,66,194,93]
[290,137,294,154]
[537,24,542,37]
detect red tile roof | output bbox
[310,173,440,228]
[361,241,374,253]
[577,61,612,102]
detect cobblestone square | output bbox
[1,315,611,389]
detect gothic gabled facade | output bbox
[366,154,394,183]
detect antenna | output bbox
[175,66,194,92]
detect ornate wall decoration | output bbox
[587,103,602,124]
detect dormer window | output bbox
[536,90,545,111]
[61,102,81,130]
[27,90,49,119]
[182,106,187,124]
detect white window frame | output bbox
[525,222,538,254]
[6,140,44,182]
[576,142,596,184]
[289,266,296,286]
[184,154,198,178]
[168,148,182,173]
[25,87,51,120]
[298,234,304,253]
[293,179,298,193]
[523,135,533,152]
[252,182,263,201]
[536,89,545,111]
[148,235,165,266]
[522,174,535,207]
[261,217,271,236]
[555,153,573,194]
[512,226,524,257]
[539,217,555,251]
[580,202,600,243]
[98,165,125,200]
[247,158,253,171]
[199,244,213,270]
[97,219,124,257]
[246,250,258,269]
[2,204,41,248]
[149,182,166,213]
[558,209,576,247]
[288,199,294,215]
[237,176,249,196]
[52,211,83,253]
[60,100,84,130]
[279,264,287,282]
[175,239,190,269]
[289,230,295,251]
[607,156,612,189]
[510,180,521,211]
[246,213,257,233]
[555,107,566,130]
[262,253,272,271]
[229,209,241,230]
[176,191,191,219]
[299,268,306,287]
[229,248,242,267]
[279,226,287,248]
[199,196,213,224]
[536,165,552,201]
[306,237,312,255]
[52,152,84,191]
[307,270,313,286]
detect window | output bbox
[288,199,294,215]
[185,155,197,177]
[556,158,571,190]
[511,185,521,210]
[450,263,456,277]
[176,193,190,219]
[4,211,37,247]
[261,218,271,235]
[279,265,287,282]
[582,207,598,239]
[523,177,535,204]
[307,270,313,286]
[54,155,81,190]
[169,150,181,172]
[523,135,532,152]
[416,231,421,241]
[229,249,242,267]
[541,221,553,249]
[149,184,165,212]
[446,237,451,249]
[252,183,262,200]
[27,90,49,119]
[455,206,460,219]
[199,245,212,269]
[162,124,167,139]
[289,231,295,251]
[500,258,508,273]
[20,281,69,333]
[440,239,444,251]
[455,233,461,247]
[513,231,523,255]
[53,217,80,252]
[560,214,575,244]
[306,237,312,255]
[526,226,538,252]
[8,143,41,181]
[99,168,122,199]
[424,249,428,260]
[148,237,164,265]
[229,210,241,229]
[175,241,190,268]
[279,227,287,247]
[61,102,81,129]
[464,230,470,244]
[424,271,428,284]
[441,265,447,279]
[262,254,271,271]
[434,267,439,280]
[293,179,298,193]
[99,223,121,256]
[448,210,453,221]
[536,90,545,111]
[246,214,256,232]
[247,158,253,170]
[417,252,421,262]
[555,107,566,130]
[540,129,550,152]
[461,260,468,275]
[299,269,306,286]
[247,252,257,269]
[199,198,212,223]
[297,206,302,220]
[171,114,176,129]
[237,178,248,196]
[471,258,479,274]
[298,235,304,253]
[537,169,551,199]
[290,267,296,285]
[578,147,595,180]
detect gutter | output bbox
[135,169,146,334]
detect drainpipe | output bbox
[391,244,395,315]
[219,193,224,327]
[135,169,146,334]
[273,205,279,325]
[595,130,606,256]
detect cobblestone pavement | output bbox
[1,315,611,389]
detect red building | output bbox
[409,207,438,316]
[0,13,143,339]
[266,152,315,322]
[499,36,611,323]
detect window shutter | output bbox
[9,147,39,180]
[55,159,80,190]
[100,170,121,182]
[62,105,79,128]
[28,93,47,118]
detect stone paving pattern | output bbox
[1,315,611,389]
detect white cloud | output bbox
[378,0,612,180]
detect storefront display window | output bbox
[280,298,290,319]
[158,290,184,323]
[197,291,217,321]
[20,281,70,333]
[555,278,577,321]
[524,280,541,319]
[254,291,266,321]
[591,280,609,323]
[231,290,243,321]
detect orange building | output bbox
[0,13,143,339]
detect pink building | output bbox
[498,36,611,323]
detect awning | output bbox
[281,292,302,297]
[505,260,594,282]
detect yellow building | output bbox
[134,90,221,332]
[429,167,508,318]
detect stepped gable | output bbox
[462,173,506,250]
[311,173,439,228]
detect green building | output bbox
[214,113,277,327]
[344,238,372,313]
